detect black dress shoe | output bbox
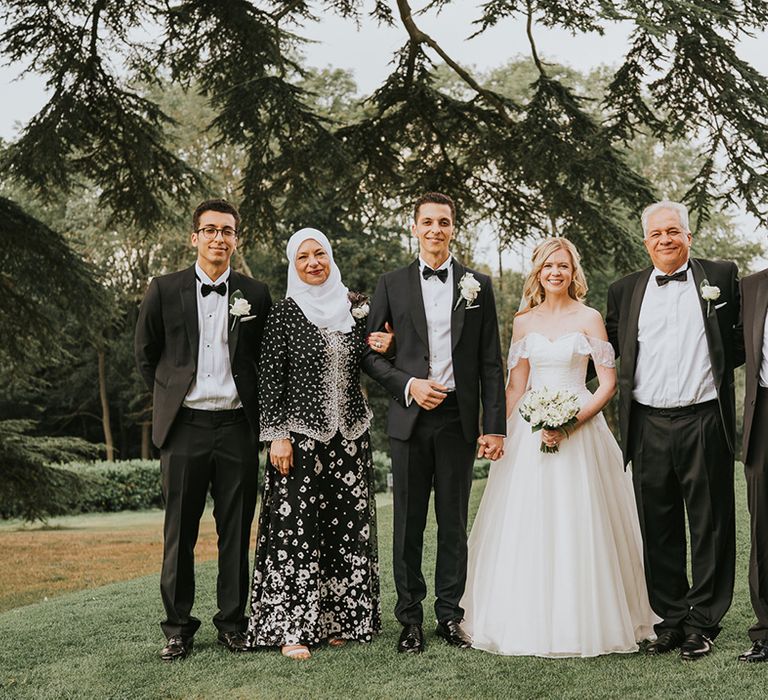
[645,629,684,655]
[435,620,472,648]
[680,632,713,660]
[217,630,249,652]
[160,635,193,661]
[738,639,768,663]
[397,624,425,654]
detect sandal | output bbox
[328,637,347,648]
[281,644,311,660]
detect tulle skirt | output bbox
[462,409,659,657]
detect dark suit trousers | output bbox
[630,400,735,639]
[746,387,768,641]
[159,407,258,639]
[389,393,476,625]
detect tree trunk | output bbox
[97,348,115,461]
[141,422,151,460]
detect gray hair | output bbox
[640,201,690,238]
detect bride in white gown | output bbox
[462,238,658,658]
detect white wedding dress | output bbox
[462,332,658,657]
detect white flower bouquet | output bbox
[519,387,581,453]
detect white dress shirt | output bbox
[632,261,717,407]
[183,263,242,410]
[760,306,768,388]
[405,256,456,404]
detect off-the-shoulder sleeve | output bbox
[507,337,529,370]
[574,334,616,368]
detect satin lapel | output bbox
[753,272,768,368]
[621,268,652,387]
[227,271,241,367]
[451,259,466,351]
[180,266,199,369]
[690,258,725,387]
[408,261,430,349]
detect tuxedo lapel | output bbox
[451,259,466,351]
[408,261,429,349]
[752,272,768,369]
[227,271,241,367]
[180,266,199,369]
[690,258,725,388]
[622,268,652,388]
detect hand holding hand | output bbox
[368,322,395,354]
[270,438,294,475]
[409,379,448,410]
[477,434,504,461]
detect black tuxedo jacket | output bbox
[134,265,271,448]
[362,259,506,443]
[606,257,742,465]
[741,268,768,463]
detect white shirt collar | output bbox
[652,259,690,277]
[419,255,453,272]
[195,262,231,287]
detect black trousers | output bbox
[390,394,476,625]
[745,387,768,642]
[159,407,258,639]
[629,400,735,639]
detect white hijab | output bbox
[285,228,354,333]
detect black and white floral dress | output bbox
[246,297,381,647]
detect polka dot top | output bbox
[258,296,373,442]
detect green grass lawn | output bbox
[0,476,764,699]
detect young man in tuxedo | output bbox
[606,200,741,660]
[363,192,506,654]
[739,266,768,662]
[135,199,271,661]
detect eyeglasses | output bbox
[196,225,238,240]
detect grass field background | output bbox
[0,476,765,699]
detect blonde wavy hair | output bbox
[519,237,588,313]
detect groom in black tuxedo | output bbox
[606,200,741,660]
[135,199,271,661]
[363,192,506,653]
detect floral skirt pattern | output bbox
[246,430,381,647]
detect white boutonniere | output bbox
[351,303,369,319]
[229,290,252,330]
[455,272,481,310]
[699,279,721,315]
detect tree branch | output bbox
[526,0,546,77]
[394,0,514,123]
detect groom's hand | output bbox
[409,379,448,410]
[478,435,504,461]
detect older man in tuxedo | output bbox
[135,199,271,661]
[606,200,741,660]
[363,192,506,654]
[739,267,768,662]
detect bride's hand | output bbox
[478,434,504,461]
[541,428,565,449]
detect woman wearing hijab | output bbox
[246,228,391,659]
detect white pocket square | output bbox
[240,315,258,323]
[714,302,727,310]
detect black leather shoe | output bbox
[160,635,193,661]
[397,624,425,654]
[435,619,472,648]
[738,639,768,663]
[645,629,684,655]
[217,630,249,653]
[680,632,713,660]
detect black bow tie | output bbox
[655,269,687,286]
[200,281,227,297]
[422,266,448,283]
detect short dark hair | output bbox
[413,192,456,223]
[192,198,241,231]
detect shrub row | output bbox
[3,453,493,519]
